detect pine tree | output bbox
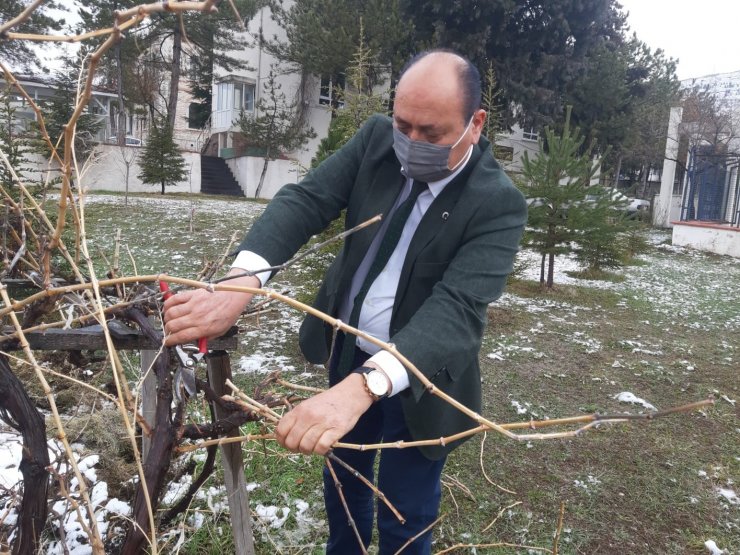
[571,191,631,276]
[482,61,511,161]
[519,107,601,289]
[137,118,187,194]
[37,60,104,163]
[1,0,64,72]
[237,68,315,198]
[0,85,33,196]
[312,18,389,168]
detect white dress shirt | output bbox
[233,145,473,396]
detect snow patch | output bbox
[613,391,656,411]
[704,539,726,554]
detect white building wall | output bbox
[80,144,201,194]
[226,156,303,198]
[672,223,740,258]
[494,123,540,174]
[211,2,331,171]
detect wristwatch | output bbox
[354,366,391,401]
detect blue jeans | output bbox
[323,334,446,554]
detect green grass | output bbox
[16,193,738,554]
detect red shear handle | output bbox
[159,280,173,300]
[198,337,208,354]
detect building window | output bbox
[522,128,538,141]
[495,145,514,162]
[233,82,255,112]
[216,82,230,112]
[188,102,207,129]
[319,74,345,107]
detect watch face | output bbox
[366,370,389,396]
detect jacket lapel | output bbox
[340,157,405,292]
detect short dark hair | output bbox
[399,49,482,123]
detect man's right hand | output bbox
[163,271,261,346]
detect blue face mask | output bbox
[392,117,473,182]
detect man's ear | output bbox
[470,109,487,144]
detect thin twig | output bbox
[176,433,275,453]
[481,501,521,533]
[480,432,516,495]
[326,451,405,524]
[552,502,566,555]
[0,0,44,35]
[276,378,326,394]
[216,214,382,284]
[394,514,444,555]
[225,378,282,421]
[435,542,552,554]
[325,457,368,555]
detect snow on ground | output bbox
[613,391,657,411]
[510,237,740,333]
[705,539,727,554]
[1,428,132,554]
[7,196,738,550]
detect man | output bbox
[164,50,527,553]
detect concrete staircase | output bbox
[200,155,243,196]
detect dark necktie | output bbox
[335,179,428,375]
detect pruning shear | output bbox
[160,281,208,402]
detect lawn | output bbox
[2,192,738,554]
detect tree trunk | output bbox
[161,180,165,195]
[547,252,555,289]
[639,162,650,198]
[254,157,270,198]
[539,253,546,286]
[612,154,623,190]
[167,23,182,132]
[125,162,130,206]
[116,43,126,146]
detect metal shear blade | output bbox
[173,344,202,402]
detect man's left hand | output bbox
[275,373,373,455]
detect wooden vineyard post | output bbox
[207,350,256,555]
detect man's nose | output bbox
[406,128,424,142]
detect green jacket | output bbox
[239,114,527,459]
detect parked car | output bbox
[586,189,650,217]
[106,136,142,146]
[626,197,650,215]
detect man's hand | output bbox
[163,271,260,346]
[276,373,373,455]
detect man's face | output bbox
[393,60,485,171]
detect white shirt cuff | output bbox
[231,251,272,286]
[367,350,410,396]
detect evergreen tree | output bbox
[565,36,679,191]
[401,0,627,128]
[237,68,315,198]
[518,107,601,289]
[0,85,33,195]
[75,0,138,146]
[37,60,104,163]
[267,0,410,80]
[312,19,389,168]
[0,0,64,71]
[571,190,631,275]
[137,117,187,194]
